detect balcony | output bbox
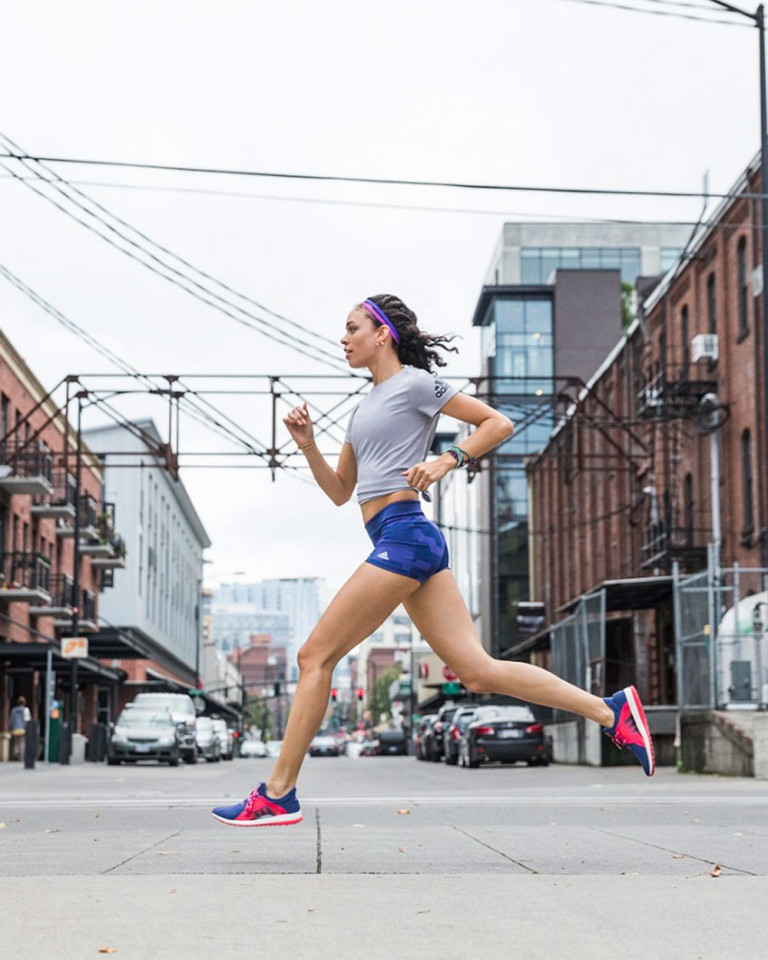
[30,573,75,618]
[53,587,97,632]
[31,469,78,521]
[89,535,127,570]
[55,494,99,541]
[0,552,52,604]
[637,360,718,420]
[0,441,54,497]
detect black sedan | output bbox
[458,705,549,768]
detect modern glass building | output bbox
[469,222,691,657]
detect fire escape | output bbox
[637,334,719,573]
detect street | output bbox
[1,757,766,959]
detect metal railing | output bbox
[0,551,52,592]
[0,439,54,482]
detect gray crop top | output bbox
[344,365,458,505]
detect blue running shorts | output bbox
[364,501,449,584]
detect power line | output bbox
[554,0,748,25]
[0,157,350,375]
[0,137,351,375]
[0,150,759,200]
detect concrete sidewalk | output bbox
[5,873,767,960]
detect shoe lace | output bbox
[243,789,267,817]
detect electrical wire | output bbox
[554,0,749,26]
[1,150,759,200]
[0,143,351,375]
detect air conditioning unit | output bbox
[691,334,718,363]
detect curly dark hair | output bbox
[361,294,458,372]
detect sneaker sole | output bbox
[211,810,303,827]
[624,685,655,776]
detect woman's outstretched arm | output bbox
[283,402,358,505]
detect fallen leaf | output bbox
[397,809,411,815]
[709,864,722,878]
[43,828,59,834]
[673,855,685,860]
[169,889,176,895]
[98,949,116,955]
[93,813,100,819]
[398,847,406,853]
[155,851,169,856]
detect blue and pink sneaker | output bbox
[602,685,655,776]
[212,782,303,827]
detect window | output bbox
[742,429,754,537]
[680,305,690,377]
[520,247,642,284]
[737,236,749,337]
[707,273,717,336]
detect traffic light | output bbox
[356,688,364,701]
[331,688,338,702]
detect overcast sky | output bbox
[0,0,761,590]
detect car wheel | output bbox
[445,752,458,766]
[107,757,120,766]
[467,749,480,769]
[168,756,180,767]
[185,751,198,764]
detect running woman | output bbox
[212,294,654,828]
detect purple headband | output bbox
[362,299,401,344]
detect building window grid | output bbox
[520,246,643,284]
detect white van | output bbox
[131,692,198,763]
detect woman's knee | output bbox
[297,632,339,674]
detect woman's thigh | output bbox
[403,569,491,679]
[301,561,422,669]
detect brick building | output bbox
[525,152,768,764]
[0,332,125,759]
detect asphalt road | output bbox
[1,755,766,959]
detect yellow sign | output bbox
[61,637,88,659]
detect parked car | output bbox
[309,734,341,757]
[266,740,283,758]
[195,716,221,762]
[211,718,234,760]
[131,692,198,763]
[442,705,479,765]
[459,705,548,768]
[377,729,407,755]
[108,708,181,766]
[414,714,436,760]
[239,737,268,758]
[425,703,462,762]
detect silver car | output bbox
[195,716,221,762]
[211,718,234,760]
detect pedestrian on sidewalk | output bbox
[10,696,31,762]
[213,294,655,828]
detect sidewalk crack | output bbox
[452,825,538,873]
[591,827,758,876]
[101,829,181,875]
[315,808,322,874]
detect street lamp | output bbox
[708,2,768,567]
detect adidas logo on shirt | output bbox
[377,551,389,560]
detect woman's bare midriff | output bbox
[360,489,419,524]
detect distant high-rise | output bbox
[212,577,325,681]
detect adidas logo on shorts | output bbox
[377,551,389,560]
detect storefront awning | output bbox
[0,642,126,684]
[86,626,153,659]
